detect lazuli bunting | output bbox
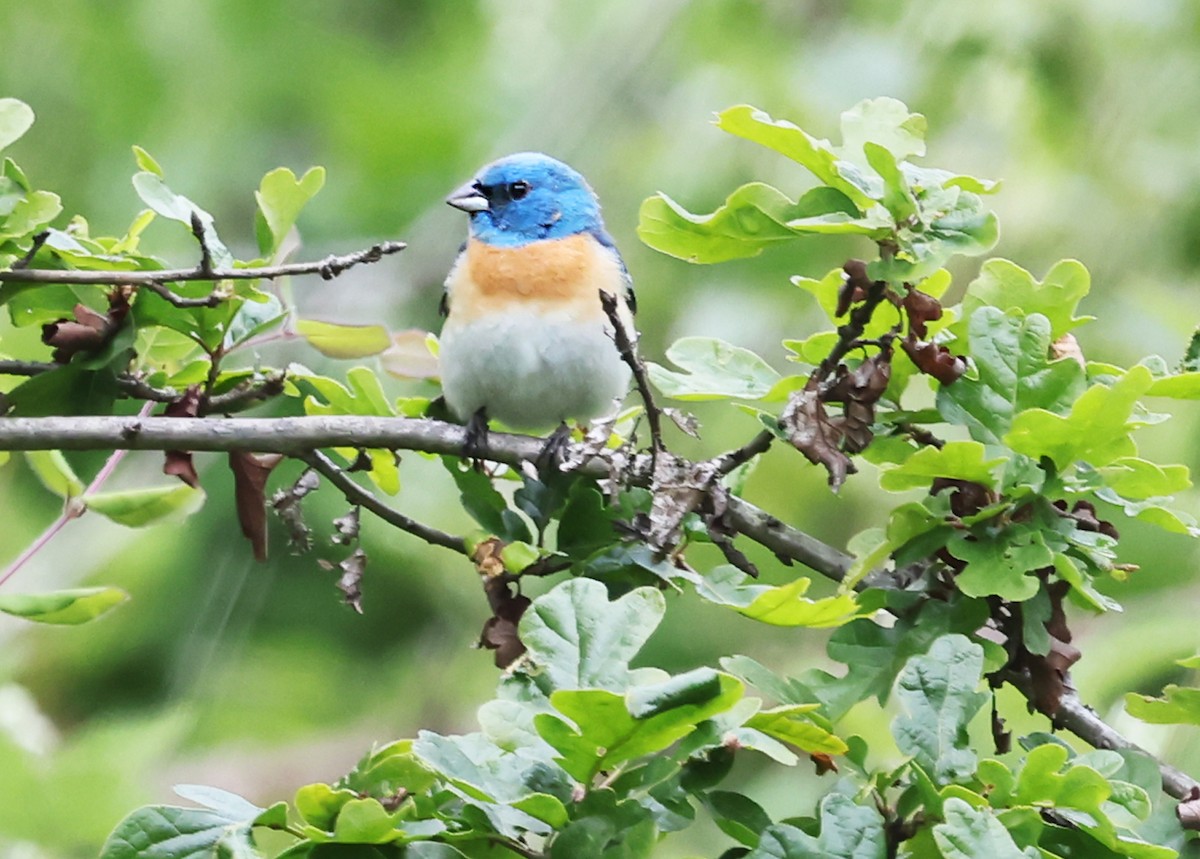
[439,152,634,435]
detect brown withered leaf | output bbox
[1027,582,1079,717]
[472,537,506,578]
[336,548,367,614]
[780,387,856,491]
[1055,499,1119,541]
[1177,787,1200,831]
[271,469,320,553]
[162,386,203,488]
[991,699,1012,755]
[823,353,892,454]
[836,259,872,317]
[901,335,966,385]
[41,290,132,364]
[480,576,531,669]
[931,478,993,518]
[229,451,284,562]
[331,507,361,546]
[810,752,838,776]
[1051,333,1086,368]
[903,289,944,339]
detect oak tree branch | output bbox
[0,414,1194,800]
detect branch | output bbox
[0,413,1195,800]
[1002,668,1199,801]
[599,291,664,472]
[0,240,406,286]
[300,450,466,554]
[0,361,287,411]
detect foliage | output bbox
[1,93,1199,858]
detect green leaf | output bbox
[0,189,63,240]
[255,166,326,256]
[946,525,1054,602]
[838,97,927,163]
[332,798,401,844]
[702,791,772,847]
[86,484,205,527]
[960,259,1093,341]
[878,441,1006,492]
[295,319,391,360]
[892,634,988,785]
[173,785,264,822]
[536,673,742,781]
[100,798,263,859]
[748,794,886,858]
[698,569,865,628]
[1125,685,1200,726]
[1096,457,1191,500]
[131,171,233,268]
[295,783,360,831]
[1005,365,1155,470]
[637,184,861,263]
[519,578,665,693]
[714,105,876,208]
[863,142,916,222]
[0,99,35,152]
[0,587,128,625]
[937,308,1086,444]
[1146,370,1200,399]
[24,449,85,498]
[647,337,780,401]
[932,798,1039,859]
[745,705,848,755]
[132,145,164,177]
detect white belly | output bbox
[439,309,631,430]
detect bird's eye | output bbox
[508,180,531,200]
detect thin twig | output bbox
[10,230,50,270]
[190,211,215,278]
[301,450,467,554]
[712,429,775,476]
[0,359,57,377]
[202,373,287,415]
[141,280,225,308]
[599,290,663,474]
[0,240,407,286]
[0,400,155,587]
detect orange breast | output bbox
[446,234,622,324]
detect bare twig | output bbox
[0,359,183,403]
[712,429,775,476]
[141,280,225,308]
[10,230,50,270]
[599,291,664,474]
[300,450,466,554]
[0,401,155,587]
[0,359,57,377]
[0,240,407,286]
[202,373,287,415]
[190,211,215,278]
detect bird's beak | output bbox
[446,182,489,213]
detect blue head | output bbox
[446,152,604,247]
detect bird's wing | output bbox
[590,227,635,314]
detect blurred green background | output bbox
[2,1,1200,856]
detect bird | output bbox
[438,152,634,454]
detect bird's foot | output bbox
[463,407,490,470]
[535,422,573,477]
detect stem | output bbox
[0,400,154,587]
[0,240,406,286]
